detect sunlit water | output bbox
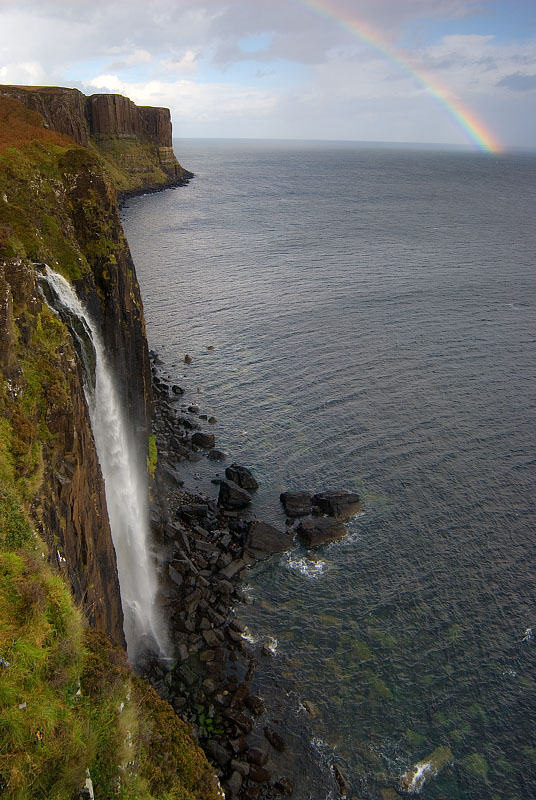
[122,141,536,798]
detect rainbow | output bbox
[299,0,502,153]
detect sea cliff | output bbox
[0,88,218,799]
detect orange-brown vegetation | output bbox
[0,94,72,152]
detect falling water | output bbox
[39,266,168,662]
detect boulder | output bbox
[280,491,312,518]
[296,518,346,547]
[263,724,286,752]
[191,431,215,449]
[218,480,252,510]
[225,464,259,490]
[208,449,226,461]
[312,491,361,519]
[244,521,292,560]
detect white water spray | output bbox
[40,266,168,661]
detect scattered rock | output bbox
[333,764,349,797]
[302,699,320,718]
[208,449,226,461]
[244,520,293,560]
[208,416,217,424]
[245,694,265,716]
[264,724,286,752]
[225,770,243,796]
[296,518,347,547]
[248,765,271,783]
[218,480,252,510]
[206,739,231,768]
[171,384,184,394]
[280,491,312,518]
[225,464,259,490]
[188,404,200,414]
[184,354,192,364]
[191,431,215,449]
[247,747,269,766]
[312,490,361,519]
[275,778,294,796]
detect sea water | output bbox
[122,140,536,798]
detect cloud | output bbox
[159,50,199,74]
[497,71,536,91]
[108,48,152,72]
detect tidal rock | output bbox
[245,694,265,716]
[247,747,269,766]
[280,491,312,518]
[264,724,286,752]
[218,480,252,510]
[208,449,226,461]
[296,518,346,547]
[312,490,361,519]
[191,431,215,449]
[171,384,184,394]
[188,404,200,414]
[333,764,349,797]
[248,765,271,783]
[184,354,192,364]
[225,464,259,490]
[244,520,293,560]
[275,778,294,796]
[208,416,217,424]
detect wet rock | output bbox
[218,480,252,510]
[333,764,349,797]
[208,416,217,424]
[312,490,361,519]
[191,431,215,449]
[264,724,286,752]
[296,518,347,547]
[225,771,243,796]
[231,759,250,776]
[225,464,259,490]
[171,384,184,394]
[220,558,246,581]
[247,747,269,766]
[245,694,265,716]
[168,564,183,587]
[188,404,200,414]
[275,778,294,796]
[224,709,254,733]
[302,699,320,718]
[184,354,192,364]
[229,737,249,755]
[280,491,312,518]
[206,739,231,767]
[208,449,226,461]
[244,520,293,560]
[248,765,271,783]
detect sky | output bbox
[1,0,535,150]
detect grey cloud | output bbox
[497,71,536,91]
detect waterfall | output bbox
[39,266,168,662]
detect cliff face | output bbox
[0,92,156,644]
[0,85,192,192]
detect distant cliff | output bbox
[0,85,192,193]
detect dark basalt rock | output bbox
[225,464,259,491]
[244,521,293,560]
[312,490,361,519]
[191,431,215,449]
[263,724,286,752]
[280,491,312,518]
[208,449,226,461]
[296,518,347,547]
[275,778,294,796]
[218,480,252,510]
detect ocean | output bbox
[122,140,536,799]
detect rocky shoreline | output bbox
[143,351,361,800]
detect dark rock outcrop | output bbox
[225,464,259,491]
[244,521,292,560]
[280,491,313,518]
[218,480,252,510]
[296,517,347,547]
[312,490,361,519]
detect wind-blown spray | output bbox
[40,266,168,661]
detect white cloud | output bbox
[159,50,199,74]
[0,59,46,84]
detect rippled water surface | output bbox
[122,141,536,799]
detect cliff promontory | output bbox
[0,90,219,799]
[0,85,192,194]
